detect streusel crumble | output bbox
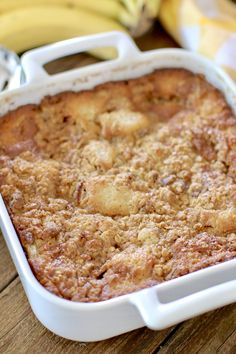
[0,69,236,302]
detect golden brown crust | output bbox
[1,68,236,302]
[0,105,38,157]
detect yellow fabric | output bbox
[159,0,236,80]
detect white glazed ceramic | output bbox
[1,32,236,342]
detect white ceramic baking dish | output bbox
[1,31,236,342]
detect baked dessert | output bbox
[0,69,236,302]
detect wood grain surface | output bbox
[1,23,236,354]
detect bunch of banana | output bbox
[0,0,161,58]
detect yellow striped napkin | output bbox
[159,0,236,80]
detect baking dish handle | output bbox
[21,31,140,84]
[131,280,236,330]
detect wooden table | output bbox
[1,23,236,354]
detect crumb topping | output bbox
[0,69,236,302]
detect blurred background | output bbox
[0,0,236,85]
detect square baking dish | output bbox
[1,31,236,342]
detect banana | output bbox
[0,5,126,57]
[0,0,161,37]
[118,0,161,36]
[0,0,124,17]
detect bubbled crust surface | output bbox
[1,69,236,302]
